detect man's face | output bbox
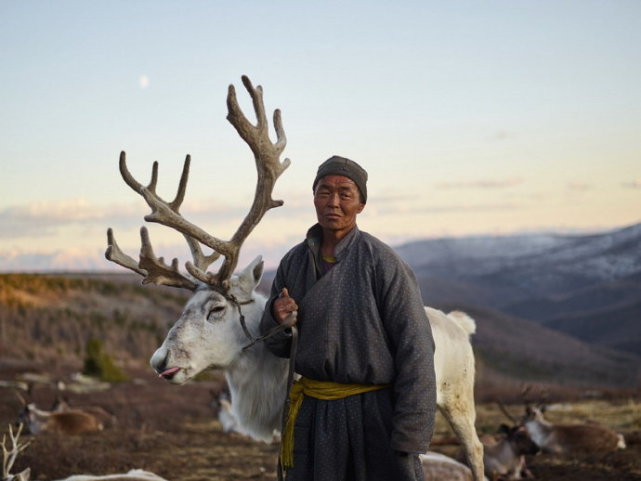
[313,174,365,234]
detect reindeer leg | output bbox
[437,399,484,481]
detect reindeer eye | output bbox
[207,305,226,321]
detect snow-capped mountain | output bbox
[395,222,641,356]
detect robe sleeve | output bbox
[259,256,293,358]
[378,255,437,454]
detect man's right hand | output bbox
[272,287,298,325]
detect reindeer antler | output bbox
[105,75,289,290]
[2,424,31,480]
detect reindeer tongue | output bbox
[159,367,181,379]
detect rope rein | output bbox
[226,294,298,481]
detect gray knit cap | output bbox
[312,155,368,203]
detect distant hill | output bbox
[442,304,640,388]
[2,223,640,391]
[0,273,187,365]
[395,222,641,356]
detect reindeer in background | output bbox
[14,392,103,436]
[2,423,167,481]
[2,424,31,481]
[521,405,626,455]
[104,76,485,480]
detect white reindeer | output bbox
[521,405,626,455]
[420,451,474,481]
[104,76,485,480]
[54,471,168,481]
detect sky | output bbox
[1,1,640,273]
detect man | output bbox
[259,155,436,481]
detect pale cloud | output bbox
[0,199,142,238]
[567,182,593,191]
[416,203,520,213]
[373,202,520,216]
[621,180,641,189]
[0,247,107,272]
[491,130,516,141]
[436,178,523,190]
[0,196,295,239]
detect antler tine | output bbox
[218,75,291,282]
[272,108,287,153]
[183,236,220,285]
[169,154,190,211]
[173,158,222,277]
[105,228,147,277]
[184,235,220,270]
[2,423,31,479]
[107,76,289,289]
[106,226,197,289]
[243,75,268,133]
[496,401,517,425]
[113,152,228,286]
[138,227,197,290]
[118,152,234,258]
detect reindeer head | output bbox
[149,257,267,383]
[498,424,540,456]
[105,76,289,383]
[522,405,547,424]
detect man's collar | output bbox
[305,224,360,261]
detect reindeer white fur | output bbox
[420,451,474,481]
[55,471,168,481]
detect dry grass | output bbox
[1,361,640,481]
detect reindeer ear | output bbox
[237,256,264,291]
[16,468,31,481]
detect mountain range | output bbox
[1,222,639,391]
[395,222,641,357]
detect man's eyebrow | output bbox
[316,181,358,191]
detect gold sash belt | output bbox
[281,377,390,468]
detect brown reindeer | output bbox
[521,405,625,455]
[482,424,539,480]
[16,393,103,436]
[51,396,116,428]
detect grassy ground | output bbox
[1,361,640,481]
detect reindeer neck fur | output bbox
[484,437,520,474]
[224,292,290,443]
[23,404,51,434]
[524,416,552,447]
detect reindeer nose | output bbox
[150,349,168,374]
